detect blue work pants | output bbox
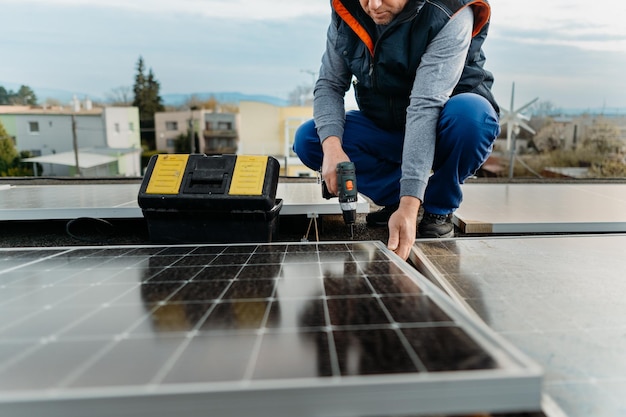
[293,93,500,214]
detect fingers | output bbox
[386,210,416,261]
[320,136,349,196]
[387,224,399,251]
[393,240,411,261]
[323,168,338,195]
[389,228,411,260]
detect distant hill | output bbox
[1,81,289,108]
[161,92,289,107]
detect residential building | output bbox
[154,110,238,154]
[238,101,315,177]
[0,101,141,176]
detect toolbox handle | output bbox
[183,170,228,194]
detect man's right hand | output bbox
[387,196,421,261]
[321,136,350,196]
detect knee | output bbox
[293,119,322,170]
[439,93,500,151]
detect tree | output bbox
[132,56,164,121]
[179,95,238,113]
[107,86,133,106]
[583,117,621,154]
[0,121,18,175]
[132,56,165,150]
[0,86,9,105]
[15,85,37,105]
[184,94,212,111]
[132,57,146,106]
[144,69,165,117]
[0,84,38,106]
[288,84,313,106]
[529,100,560,117]
[173,133,191,153]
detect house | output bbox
[0,100,141,176]
[154,110,238,155]
[238,101,315,177]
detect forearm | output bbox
[400,7,473,201]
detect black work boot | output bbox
[418,212,454,238]
[366,203,400,227]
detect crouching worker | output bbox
[294,0,501,260]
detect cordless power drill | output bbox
[322,161,358,239]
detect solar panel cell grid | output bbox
[0,242,541,417]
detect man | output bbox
[293,0,500,260]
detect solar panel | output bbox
[0,184,141,220]
[454,183,626,234]
[0,183,369,220]
[411,235,626,417]
[0,241,541,417]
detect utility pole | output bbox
[189,114,195,154]
[508,125,519,179]
[71,114,81,176]
[499,83,538,179]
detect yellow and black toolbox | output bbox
[138,154,282,244]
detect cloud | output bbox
[2,0,624,108]
[490,0,626,53]
[0,2,329,99]
[1,0,330,20]
[485,33,626,108]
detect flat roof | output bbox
[23,151,117,169]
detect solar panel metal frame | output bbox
[0,241,542,417]
[0,183,370,220]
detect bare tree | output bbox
[583,117,621,154]
[106,86,133,106]
[288,84,314,106]
[529,100,560,117]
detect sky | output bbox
[1,0,625,111]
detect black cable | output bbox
[65,217,115,244]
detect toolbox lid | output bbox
[138,154,280,212]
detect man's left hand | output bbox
[387,196,421,261]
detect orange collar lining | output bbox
[332,0,375,55]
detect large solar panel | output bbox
[0,242,541,417]
[454,183,626,234]
[411,235,626,417]
[0,183,369,220]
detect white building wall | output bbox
[103,107,141,149]
[117,149,142,176]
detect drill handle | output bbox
[321,180,334,200]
